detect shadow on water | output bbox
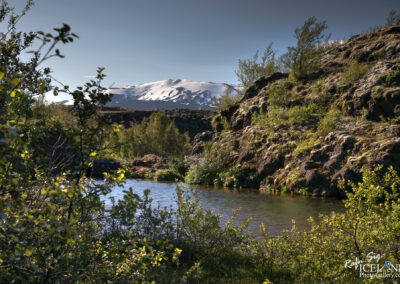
[105,179,345,237]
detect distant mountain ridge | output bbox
[102,79,239,110]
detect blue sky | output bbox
[13,0,400,100]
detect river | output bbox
[106,179,345,236]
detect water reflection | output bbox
[106,179,345,236]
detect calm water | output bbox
[106,179,345,236]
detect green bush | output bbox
[316,108,343,136]
[154,169,181,181]
[286,103,320,124]
[185,158,218,185]
[211,114,230,132]
[383,69,400,87]
[293,134,318,157]
[185,138,235,185]
[235,43,280,89]
[252,107,284,131]
[253,103,320,132]
[341,59,370,84]
[214,87,241,112]
[281,17,329,81]
[385,9,400,27]
[267,85,294,107]
[215,167,240,187]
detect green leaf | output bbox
[11,78,20,86]
[24,249,33,257]
[0,71,4,80]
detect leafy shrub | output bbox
[383,69,400,87]
[211,114,230,132]
[216,167,241,187]
[380,114,400,125]
[293,135,318,157]
[4,2,400,283]
[286,103,320,124]
[252,107,284,131]
[253,103,320,132]
[267,85,294,107]
[154,169,181,181]
[281,17,329,81]
[185,138,235,185]
[235,43,280,89]
[385,9,400,27]
[214,87,241,111]
[185,157,218,184]
[341,59,369,84]
[316,108,343,136]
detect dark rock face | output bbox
[367,89,400,121]
[132,154,168,169]
[131,154,169,178]
[190,131,216,155]
[238,148,254,164]
[256,151,284,177]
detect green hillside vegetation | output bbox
[1,1,400,282]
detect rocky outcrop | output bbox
[130,154,169,178]
[188,25,400,196]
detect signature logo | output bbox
[344,252,400,278]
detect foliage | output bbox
[181,166,400,282]
[286,103,320,124]
[341,59,370,84]
[215,167,241,187]
[214,87,241,111]
[211,113,230,132]
[293,134,318,157]
[184,157,218,185]
[383,69,400,87]
[267,85,294,107]
[385,9,400,27]
[252,107,284,131]
[281,17,329,81]
[253,103,321,132]
[154,169,181,181]
[113,112,190,159]
[380,114,400,125]
[316,108,343,136]
[35,102,78,129]
[185,137,236,185]
[235,43,280,88]
[259,166,400,283]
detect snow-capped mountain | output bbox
[102,79,239,110]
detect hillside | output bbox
[189,25,400,196]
